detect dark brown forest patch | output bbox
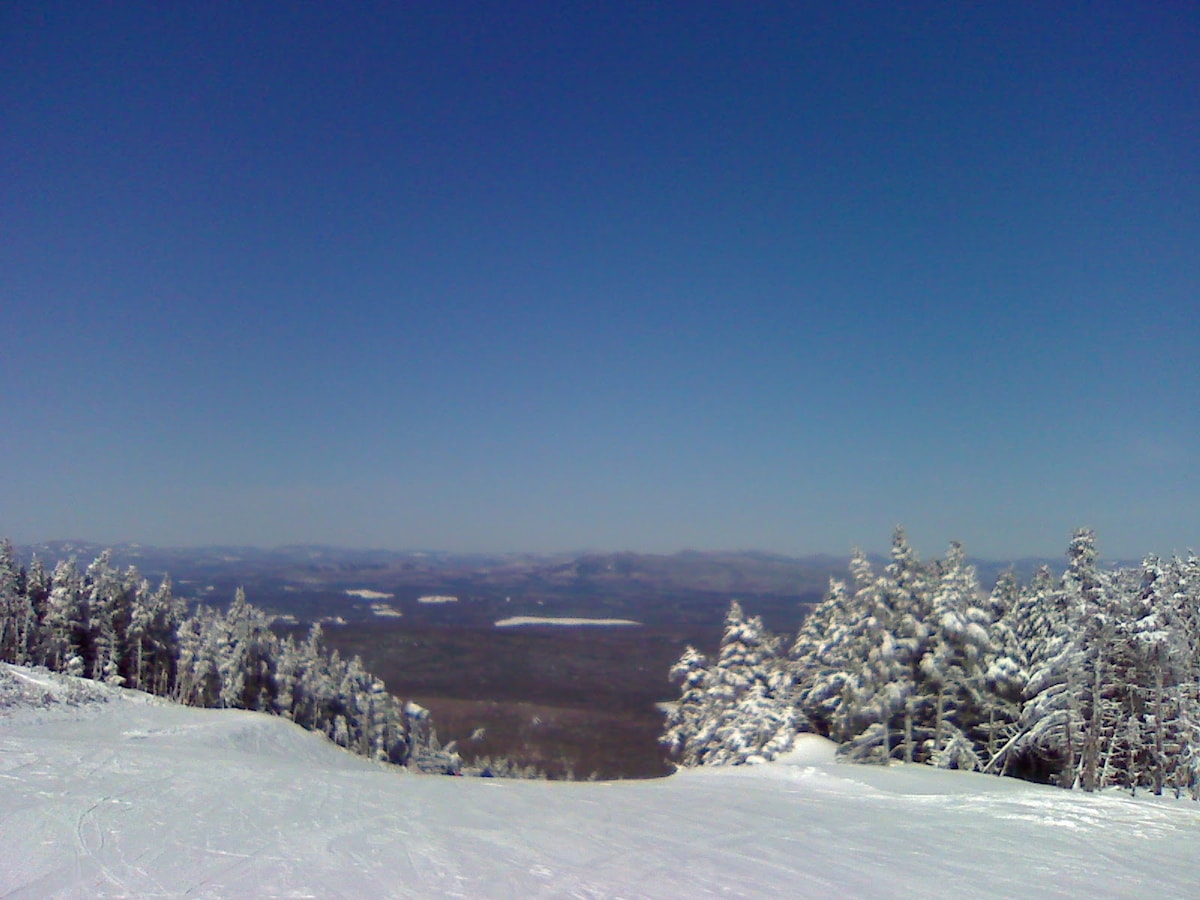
[318,622,716,779]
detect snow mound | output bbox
[0,664,114,712]
[774,732,838,765]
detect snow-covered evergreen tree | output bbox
[916,542,993,770]
[127,575,183,695]
[1007,530,1114,789]
[22,556,50,665]
[85,551,135,686]
[45,558,88,676]
[660,644,710,765]
[832,549,906,762]
[1003,543,1087,786]
[219,588,278,711]
[175,605,224,707]
[878,528,934,763]
[792,576,858,738]
[1111,555,1200,796]
[0,543,427,774]
[979,571,1027,767]
[0,540,36,665]
[794,534,934,765]
[663,601,794,766]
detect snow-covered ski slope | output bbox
[2,665,1199,898]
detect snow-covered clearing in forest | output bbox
[345,588,394,600]
[2,664,1200,898]
[494,616,641,627]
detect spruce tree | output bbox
[663,601,794,765]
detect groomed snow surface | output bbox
[3,665,1200,898]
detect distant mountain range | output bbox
[9,540,1127,634]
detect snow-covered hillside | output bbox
[2,665,1199,898]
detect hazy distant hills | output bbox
[12,542,837,631]
[11,541,1105,634]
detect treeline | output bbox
[0,541,454,771]
[664,528,1200,797]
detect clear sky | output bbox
[2,2,1197,559]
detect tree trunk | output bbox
[904,700,914,764]
[1063,715,1077,789]
[1099,721,1117,789]
[1153,668,1165,796]
[935,691,945,765]
[987,706,996,763]
[879,702,890,764]
[1081,664,1104,792]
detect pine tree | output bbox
[23,556,50,665]
[794,549,909,762]
[704,601,795,765]
[661,645,711,765]
[662,601,794,766]
[219,588,279,711]
[792,577,859,739]
[0,540,36,664]
[881,528,934,763]
[837,545,919,763]
[917,541,992,769]
[1000,530,1130,789]
[85,551,137,686]
[45,558,88,676]
[128,575,183,695]
[980,571,1027,769]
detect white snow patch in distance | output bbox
[345,589,394,600]
[494,616,642,627]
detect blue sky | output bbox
[2,2,1197,559]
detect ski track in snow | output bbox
[3,667,1200,897]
